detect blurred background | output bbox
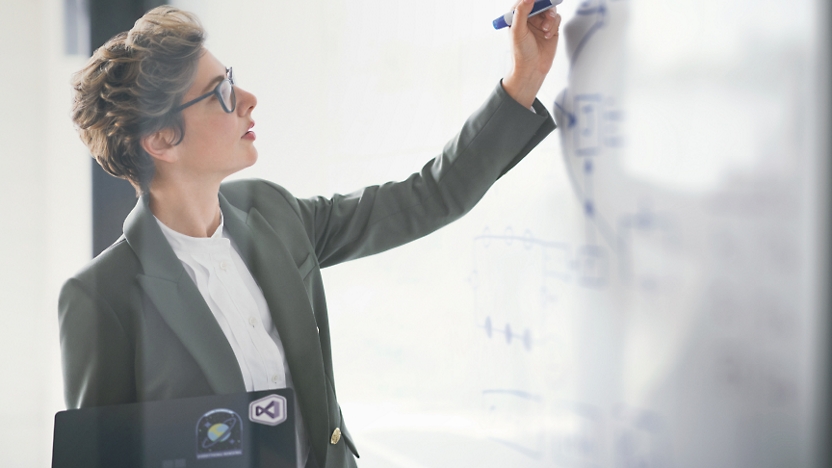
[0,0,829,466]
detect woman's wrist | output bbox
[502,68,546,109]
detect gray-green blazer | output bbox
[58,83,555,468]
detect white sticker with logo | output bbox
[249,394,288,426]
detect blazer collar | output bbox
[122,194,185,282]
[123,194,246,395]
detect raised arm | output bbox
[295,83,556,268]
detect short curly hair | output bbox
[71,6,205,195]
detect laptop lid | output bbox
[52,389,296,468]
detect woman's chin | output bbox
[243,148,259,168]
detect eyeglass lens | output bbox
[219,80,235,111]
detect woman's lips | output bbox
[243,121,256,140]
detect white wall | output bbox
[0,0,91,466]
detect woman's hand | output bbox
[502,0,562,108]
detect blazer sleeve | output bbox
[292,81,556,268]
[58,277,137,409]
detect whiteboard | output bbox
[172,0,828,466]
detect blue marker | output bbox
[493,0,563,29]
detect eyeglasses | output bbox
[174,67,236,113]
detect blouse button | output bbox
[249,317,258,327]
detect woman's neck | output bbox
[148,176,222,238]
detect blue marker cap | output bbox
[493,0,562,30]
[493,15,510,30]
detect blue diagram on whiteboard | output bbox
[555,89,630,250]
[470,227,575,460]
[556,93,626,153]
[468,227,616,460]
[574,94,602,156]
[552,0,681,294]
[470,227,566,352]
[554,0,630,249]
[470,227,610,351]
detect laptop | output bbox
[52,389,296,468]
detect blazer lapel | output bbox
[123,195,246,395]
[220,194,330,466]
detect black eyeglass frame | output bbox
[174,67,236,113]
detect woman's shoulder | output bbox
[63,236,142,296]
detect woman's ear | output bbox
[141,128,179,163]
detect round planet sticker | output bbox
[196,408,243,459]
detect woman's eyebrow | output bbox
[200,74,225,93]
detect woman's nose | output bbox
[236,86,257,113]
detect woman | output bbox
[59,2,561,467]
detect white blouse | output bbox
[156,213,309,468]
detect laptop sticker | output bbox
[196,408,243,459]
[249,394,288,426]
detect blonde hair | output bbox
[71,6,205,195]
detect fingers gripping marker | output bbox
[493,0,564,30]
